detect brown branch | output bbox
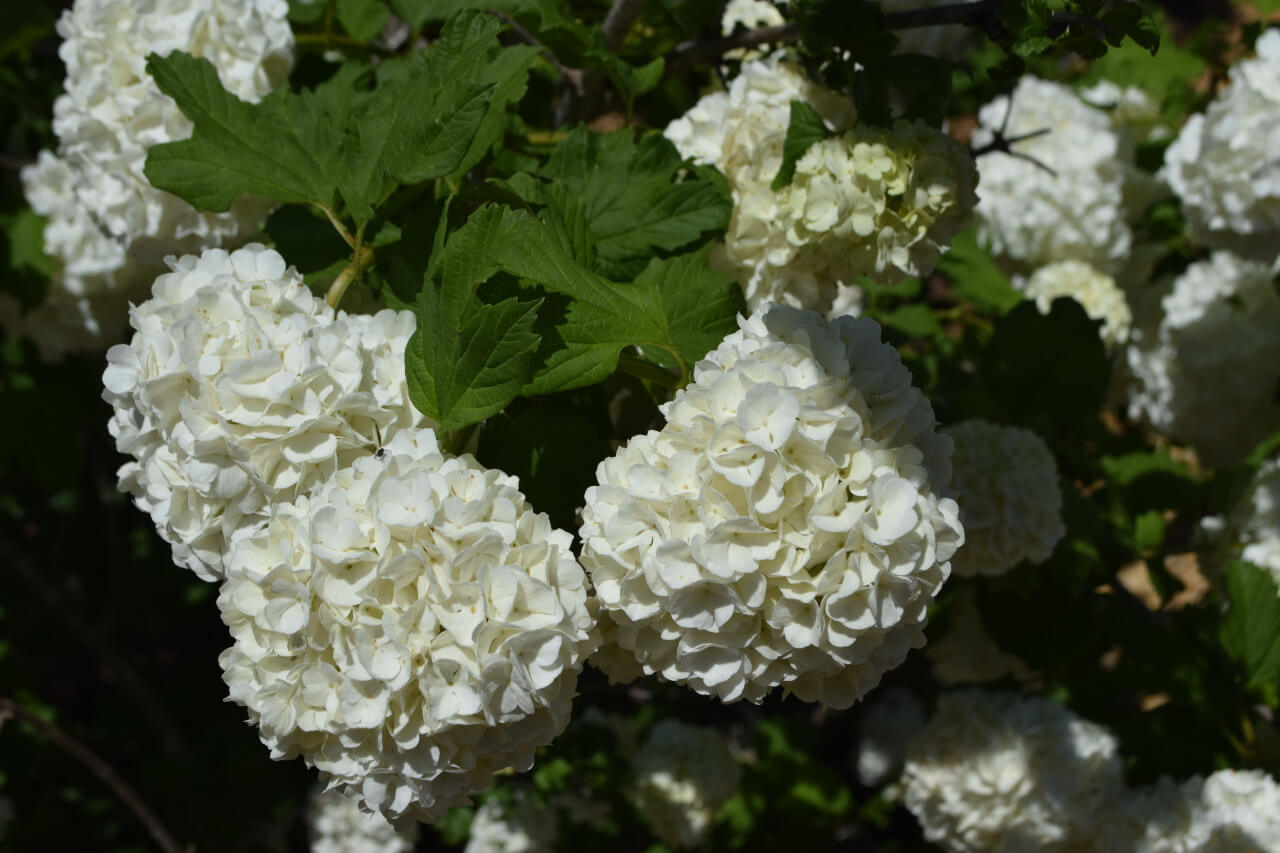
[665,0,1003,76]
[0,697,186,853]
[601,0,648,52]
[490,9,584,92]
[0,532,188,756]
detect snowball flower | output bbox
[780,122,978,285]
[1124,251,1280,469]
[972,76,1163,275]
[308,788,417,853]
[103,244,424,581]
[580,305,963,707]
[465,791,558,853]
[943,419,1064,577]
[217,428,598,822]
[1163,30,1280,258]
[1102,770,1280,851]
[854,686,927,788]
[10,0,294,356]
[902,690,1126,852]
[1015,260,1132,352]
[632,720,741,849]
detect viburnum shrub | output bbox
[2,0,1279,850]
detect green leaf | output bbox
[1100,1,1160,54]
[2,209,53,313]
[772,101,833,191]
[339,11,500,218]
[387,0,433,27]
[446,42,540,182]
[792,0,896,61]
[1220,560,1280,694]
[336,0,389,40]
[882,303,944,341]
[1134,510,1165,552]
[978,298,1109,434]
[288,0,326,22]
[998,0,1056,57]
[144,51,339,210]
[511,128,731,281]
[406,284,543,433]
[146,11,503,221]
[1100,448,1196,487]
[936,228,1022,314]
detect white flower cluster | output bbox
[580,305,963,707]
[632,720,741,849]
[7,0,293,357]
[1163,30,1280,259]
[218,427,599,821]
[1102,770,1280,852]
[465,791,558,853]
[1124,251,1280,469]
[1229,458,1280,589]
[854,686,927,789]
[782,122,979,285]
[971,76,1163,276]
[902,690,1126,852]
[308,788,416,853]
[103,244,422,581]
[665,56,975,314]
[1014,260,1132,352]
[943,419,1065,577]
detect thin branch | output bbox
[0,697,185,853]
[313,203,356,249]
[970,90,1059,177]
[0,532,188,756]
[667,0,1002,75]
[0,154,34,172]
[490,9,584,91]
[601,0,648,52]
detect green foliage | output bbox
[336,0,390,40]
[792,0,896,62]
[506,127,731,280]
[936,228,1023,315]
[145,11,511,221]
[1220,560,1280,699]
[1,209,52,312]
[772,101,833,190]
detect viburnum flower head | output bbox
[103,244,423,581]
[1015,260,1132,352]
[902,690,1126,852]
[580,304,963,707]
[9,0,294,356]
[1163,30,1280,258]
[632,720,742,849]
[308,788,417,853]
[217,428,598,822]
[943,419,1066,577]
[971,76,1161,274]
[1125,251,1280,469]
[666,57,977,312]
[1101,769,1280,851]
[465,790,558,853]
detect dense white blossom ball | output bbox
[217,427,598,822]
[1163,30,1280,258]
[1015,261,1132,352]
[1102,770,1280,852]
[943,419,1065,577]
[972,76,1163,275]
[780,122,978,285]
[465,791,558,853]
[102,244,424,581]
[1124,251,1280,469]
[1229,458,1280,588]
[665,56,860,313]
[902,690,1125,852]
[854,686,927,788]
[632,720,741,849]
[10,0,293,356]
[308,789,416,853]
[580,305,963,707]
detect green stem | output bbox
[314,203,356,249]
[326,225,373,309]
[618,351,684,389]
